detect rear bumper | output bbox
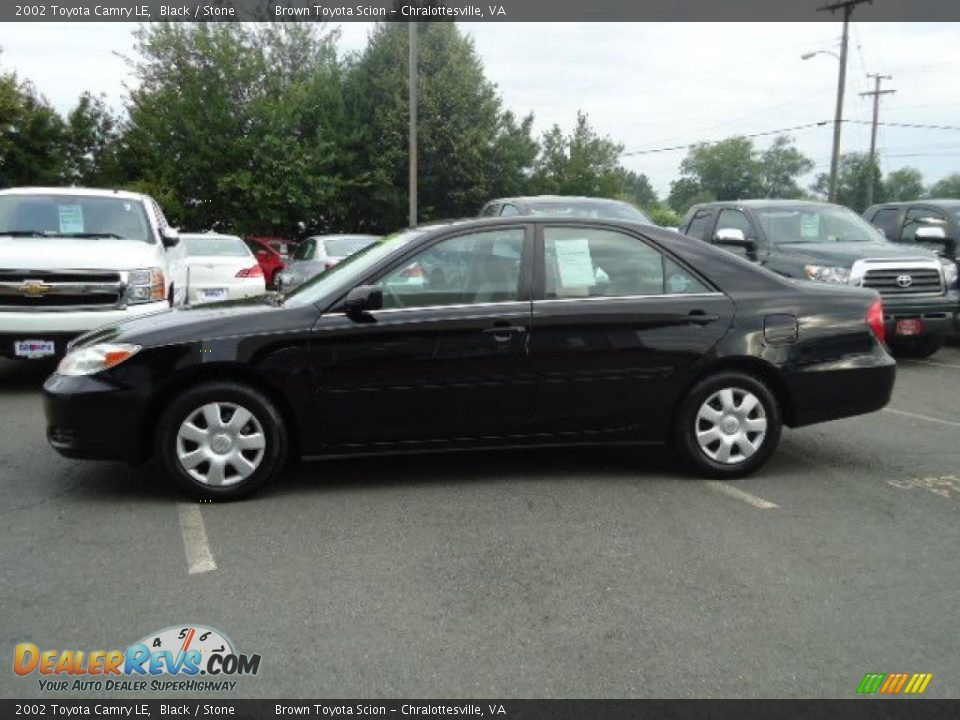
[784,348,896,428]
[43,373,147,462]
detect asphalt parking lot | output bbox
[2,345,959,700]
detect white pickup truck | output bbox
[0,187,188,360]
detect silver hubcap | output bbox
[176,402,266,486]
[695,387,767,465]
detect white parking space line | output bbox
[704,481,779,509]
[177,502,217,575]
[882,407,960,429]
[902,359,960,370]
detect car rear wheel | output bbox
[673,371,782,478]
[156,381,288,500]
[887,335,943,359]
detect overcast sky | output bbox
[1,22,959,198]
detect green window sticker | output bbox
[800,213,820,239]
[59,205,84,235]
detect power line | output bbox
[620,121,832,157]
[619,118,960,158]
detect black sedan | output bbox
[43,217,896,499]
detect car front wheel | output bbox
[673,371,782,478]
[156,381,288,500]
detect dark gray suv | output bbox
[680,199,959,358]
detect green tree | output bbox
[63,92,120,186]
[760,135,813,198]
[667,177,714,214]
[929,172,960,198]
[120,22,348,234]
[883,167,924,202]
[678,136,763,202]
[0,66,66,187]
[617,169,658,210]
[530,111,626,198]
[344,21,537,231]
[812,152,882,211]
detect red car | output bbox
[244,237,287,287]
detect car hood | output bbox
[74,295,298,349]
[778,242,938,266]
[0,236,160,270]
[286,259,329,274]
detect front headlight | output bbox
[942,259,958,288]
[126,267,166,304]
[804,265,851,284]
[57,343,142,376]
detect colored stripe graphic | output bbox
[858,672,932,694]
[857,673,886,694]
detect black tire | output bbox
[673,371,782,479]
[156,381,288,500]
[887,335,944,359]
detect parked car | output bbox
[243,237,286,287]
[45,216,895,500]
[276,234,379,293]
[0,187,186,361]
[182,233,267,305]
[863,199,960,291]
[679,200,959,358]
[479,195,653,224]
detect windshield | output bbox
[527,200,651,223]
[324,235,379,257]
[0,194,152,242]
[284,230,424,307]
[756,205,886,244]
[183,235,251,257]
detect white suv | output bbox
[0,187,188,360]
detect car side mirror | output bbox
[161,227,180,249]
[915,225,948,242]
[714,227,757,258]
[915,225,957,258]
[343,285,383,317]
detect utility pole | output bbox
[408,21,418,228]
[860,74,895,207]
[818,0,872,203]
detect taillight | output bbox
[400,263,423,278]
[236,265,264,278]
[866,296,885,345]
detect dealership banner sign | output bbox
[1,700,958,719]
[4,0,960,22]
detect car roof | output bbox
[0,186,149,201]
[868,199,960,209]
[181,233,244,241]
[691,199,840,210]
[489,195,633,207]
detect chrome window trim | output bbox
[534,292,725,305]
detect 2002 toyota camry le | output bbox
[43,217,896,499]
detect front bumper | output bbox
[880,291,958,337]
[0,302,169,358]
[43,373,148,462]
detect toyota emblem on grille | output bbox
[896,274,913,288]
[18,280,53,296]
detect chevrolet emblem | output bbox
[19,280,53,297]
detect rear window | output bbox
[183,235,251,257]
[0,194,152,242]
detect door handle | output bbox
[483,324,526,341]
[686,310,720,324]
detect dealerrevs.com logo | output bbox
[13,625,261,692]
